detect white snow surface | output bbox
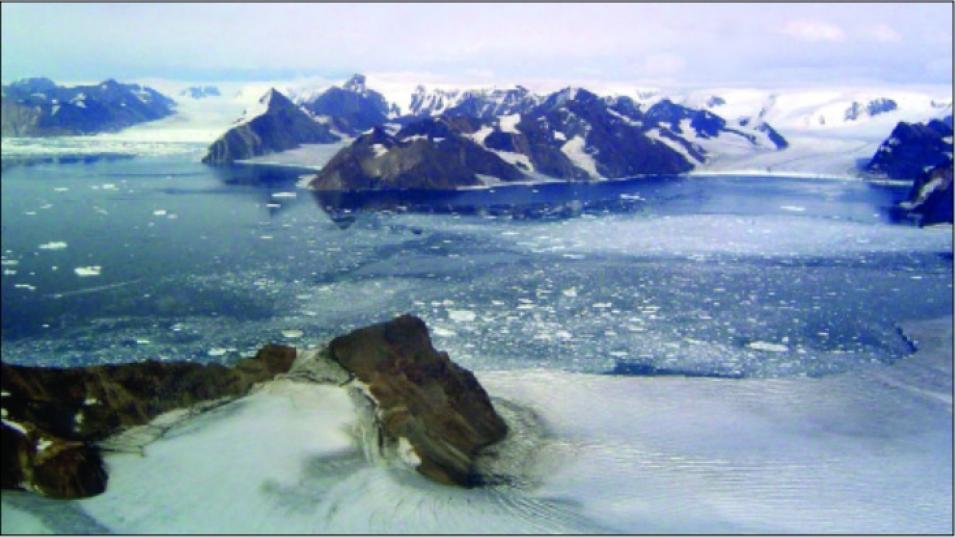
[560,135,600,178]
[498,114,521,134]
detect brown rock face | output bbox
[0,344,296,498]
[327,314,508,486]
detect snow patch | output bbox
[499,114,521,134]
[560,136,600,178]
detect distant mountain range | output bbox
[179,85,221,99]
[203,74,790,189]
[1,78,175,136]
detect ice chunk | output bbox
[281,329,304,339]
[747,341,789,353]
[74,266,102,277]
[38,241,67,250]
[448,309,477,323]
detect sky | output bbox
[1,3,952,89]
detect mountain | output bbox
[303,85,791,191]
[297,74,396,136]
[865,115,953,179]
[1,77,176,136]
[468,88,786,180]
[307,118,525,190]
[407,85,540,120]
[478,88,695,180]
[900,159,953,225]
[179,85,221,99]
[202,88,340,164]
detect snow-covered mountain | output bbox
[202,88,339,164]
[306,86,793,190]
[295,74,398,136]
[1,78,176,137]
[194,73,953,187]
[669,86,952,175]
[406,85,540,120]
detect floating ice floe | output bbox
[271,192,297,198]
[53,187,69,192]
[780,205,806,212]
[432,326,457,337]
[281,329,304,339]
[562,287,578,298]
[747,341,789,353]
[38,241,68,250]
[153,209,167,216]
[14,283,36,291]
[448,309,477,323]
[74,266,102,277]
[207,348,228,357]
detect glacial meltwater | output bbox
[1,154,952,533]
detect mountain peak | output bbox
[8,77,58,93]
[343,74,367,93]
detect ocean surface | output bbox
[1,153,952,533]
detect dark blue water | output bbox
[1,156,951,377]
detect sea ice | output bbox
[74,266,102,277]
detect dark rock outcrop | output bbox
[325,314,508,487]
[902,159,953,225]
[0,344,296,498]
[866,116,953,180]
[202,88,339,164]
[1,78,176,137]
[844,98,897,121]
[179,85,221,99]
[308,119,526,191]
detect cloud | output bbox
[862,24,902,43]
[781,20,846,42]
[642,53,686,76]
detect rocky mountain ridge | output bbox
[1,78,176,137]
[305,84,789,190]
[203,74,793,188]
[865,115,953,180]
[202,88,340,164]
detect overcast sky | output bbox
[1,3,951,88]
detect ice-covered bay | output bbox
[0,156,951,532]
